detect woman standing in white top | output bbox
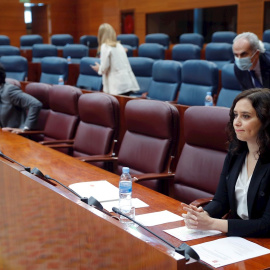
[182,88,270,237]
[91,23,139,95]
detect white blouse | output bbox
[235,155,252,220]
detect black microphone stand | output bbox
[0,150,31,172]
[112,207,200,261]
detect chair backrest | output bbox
[128,57,154,95]
[205,43,234,70]
[177,60,219,105]
[173,106,229,204]
[79,35,98,49]
[117,34,139,49]
[0,45,20,57]
[138,43,165,60]
[20,34,43,49]
[51,34,74,49]
[40,56,68,84]
[116,99,180,192]
[0,56,28,81]
[43,85,82,141]
[172,44,201,63]
[62,44,89,63]
[216,63,241,108]
[0,35,10,45]
[211,31,237,44]
[25,82,51,134]
[122,44,134,57]
[32,44,58,62]
[147,60,182,101]
[76,57,102,91]
[73,93,119,161]
[145,33,170,49]
[179,33,204,48]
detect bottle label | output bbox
[119,181,132,193]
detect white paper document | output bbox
[69,180,119,202]
[192,237,270,268]
[135,210,183,226]
[164,226,221,241]
[102,198,149,212]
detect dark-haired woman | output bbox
[183,88,270,237]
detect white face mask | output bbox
[234,51,257,71]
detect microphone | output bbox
[31,167,104,211]
[112,207,200,261]
[0,150,31,172]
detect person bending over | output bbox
[0,64,42,133]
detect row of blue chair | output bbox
[0,34,98,50]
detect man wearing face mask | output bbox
[233,32,270,90]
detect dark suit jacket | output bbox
[234,51,270,90]
[0,83,42,129]
[204,149,270,237]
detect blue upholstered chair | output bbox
[79,35,98,49]
[177,60,219,106]
[32,44,58,62]
[0,35,10,45]
[145,33,170,49]
[0,56,28,81]
[263,30,270,43]
[122,44,134,57]
[40,56,68,84]
[179,33,204,49]
[216,63,241,108]
[147,60,182,101]
[172,44,201,64]
[211,31,237,44]
[62,44,89,64]
[205,43,234,70]
[264,42,270,52]
[138,43,165,60]
[117,34,139,50]
[20,34,43,50]
[51,34,74,49]
[128,57,154,96]
[0,46,20,57]
[76,57,102,91]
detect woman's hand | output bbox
[2,127,25,134]
[91,62,100,73]
[181,203,228,233]
[181,203,213,230]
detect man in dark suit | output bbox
[0,64,42,131]
[233,32,270,90]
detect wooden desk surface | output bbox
[0,130,270,269]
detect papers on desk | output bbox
[102,198,149,212]
[164,226,221,241]
[135,210,183,226]
[69,180,119,202]
[191,237,270,268]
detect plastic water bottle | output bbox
[205,91,213,106]
[58,75,64,85]
[119,167,133,223]
[67,56,71,64]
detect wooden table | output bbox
[0,130,270,269]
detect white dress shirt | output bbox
[235,155,252,220]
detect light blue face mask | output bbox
[234,51,257,71]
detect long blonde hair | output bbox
[97,23,118,53]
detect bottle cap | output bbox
[122,167,129,173]
[206,91,211,95]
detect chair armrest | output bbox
[39,139,74,145]
[75,155,118,163]
[12,130,45,135]
[132,173,175,182]
[48,143,74,149]
[190,197,213,208]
